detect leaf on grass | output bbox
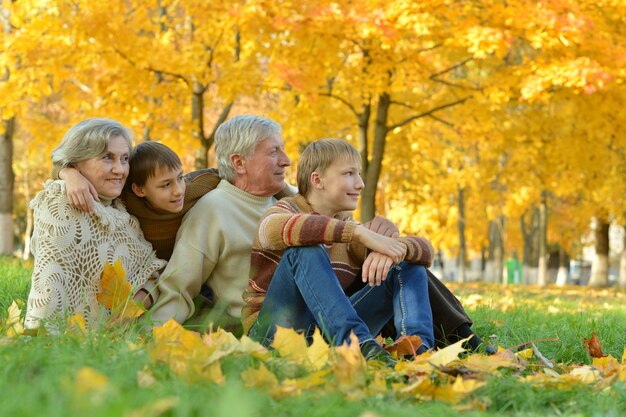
[5,301,24,337]
[583,332,606,358]
[125,397,179,417]
[66,313,86,334]
[150,320,222,383]
[241,363,279,390]
[137,368,157,388]
[272,326,308,361]
[384,335,423,357]
[75,367,109,395]
[306,328,329,371]
[434,376,486,404]
[463,349,524,374]
[270,327,330,371]
[569,365,601,384]
[427,336,469,367]
[96,258,144,319]
[331,333,366,390]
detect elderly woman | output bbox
[25,118,166,332]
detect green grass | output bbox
[2,259,626,417]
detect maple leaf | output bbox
[427,336,469,367]
[241,363,279,390]
[434,376,486,404]
[270,326,329,371]
[583,332,606,358]
[384,335,423,357]
[150,320,223,383]
[5,301,24,337]
[331,334,367,390]
[96,258,144,319]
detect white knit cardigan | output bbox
[24,180,167,331]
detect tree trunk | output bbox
[555,246,569,287]
[537,191,548,286]
[457,186,466,282]
[0,117,14,255]
[589,217,610,287]
[486,218,504,283]
[356,104,370,178]
[192,83,207,169]
[520,207,539,285]
[617,225,626,289]
[361,93,390,221]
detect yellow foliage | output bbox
[97,258,145,320]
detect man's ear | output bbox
[131,183,146,197]
[230,154,246,175]
[310,171,323,190]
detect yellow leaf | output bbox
[5,301,24,337]
[150,320,220,383]
[331,333,366,390]
[272,326,308,361]
[516,348,534,359]
[97,258,144,319]
[434,376,486,404]
[463,349,524,374]
[241,363,279,389]
[427,336,469,367]
[66,313,86,334]
[306,328,329,371]
[125,397,179,417]
[569,365,601,384]
[75,367,109,395]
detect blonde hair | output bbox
[297,138,361,197]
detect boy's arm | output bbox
[397,235,435,267]
[257,209,357,250]
[55,166,99,215]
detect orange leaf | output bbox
[384,335,423,357]
[96,258,144,319]
[583,332,606,358]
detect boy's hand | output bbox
[354,225,407,263]
[59,167,100,215]
[362,252,395,286]
[362,216,399,238]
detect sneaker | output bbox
[360,340,397,367]
[484,344,498,355]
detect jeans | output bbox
[248,245,434,348]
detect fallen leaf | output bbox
[434,376,486,404]
[125,397,179,417]
[241,363,279,390]
[427,336,469,367]
[331,333,367,390]
[583,332,606,358]
[5,301,24,337]
[66,313,86,334]
[384,335,423,357]
[97,258,144,319]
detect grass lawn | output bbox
[1,257,626,417]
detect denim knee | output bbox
[284,245,331,264]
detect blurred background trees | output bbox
[2,0,625,286]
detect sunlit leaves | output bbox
[97,258,145,319]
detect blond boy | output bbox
[243,138,436,363]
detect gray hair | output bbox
[51,118,133,168]
[214,115,282,181]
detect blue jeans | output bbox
[248,245,434,348]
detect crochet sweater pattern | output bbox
[25,180,167,331]
[241,194,435,333]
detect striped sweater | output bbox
[241,194,435,333]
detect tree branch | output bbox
[430,57,473,80]
[112,45,190,87]
[319,92,359,117]
[387,96,471,131]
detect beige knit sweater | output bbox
[25,180,167,332]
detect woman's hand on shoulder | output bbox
[59,167,99,215]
